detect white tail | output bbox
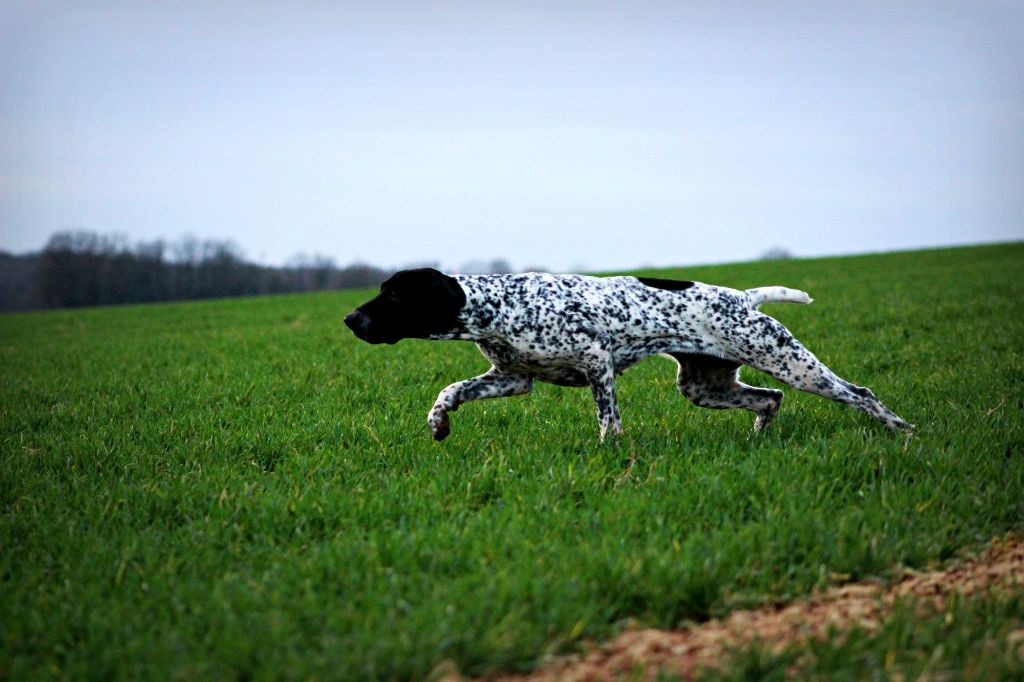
[746,286,813,309]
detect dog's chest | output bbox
[475,339,590,386]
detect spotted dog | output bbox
[345,268,913,442]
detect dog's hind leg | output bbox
[428,368,533,441]
[583,354,623,443]
[670,353,784,431]
[717,312,914,432]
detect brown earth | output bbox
[437,536,1024,681]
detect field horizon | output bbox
[2,243,1022,679]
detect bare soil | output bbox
[453,536,1024,681]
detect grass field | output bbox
[2,244,1023,680]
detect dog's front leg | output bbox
[583,354,622,443]
[427,367,533,441]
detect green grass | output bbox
[1,243,1022,680]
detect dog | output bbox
[345,268,913,442]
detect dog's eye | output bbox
[387,291,401,302]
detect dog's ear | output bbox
[421,270,466,336]
[432,271,466,319]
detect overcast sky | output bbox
[1,1,1022,272]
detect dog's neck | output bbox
[425,274,503,342]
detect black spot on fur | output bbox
[638,277,695,292]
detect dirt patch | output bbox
[462,536,1024,681]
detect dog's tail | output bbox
[745,286,813,309]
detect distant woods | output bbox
[0,232,795,313]
[0,231,392,312]
[0,231,525,312]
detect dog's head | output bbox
[344,268,466,344]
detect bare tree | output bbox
[16,230,408,310]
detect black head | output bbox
[344,268,466,344]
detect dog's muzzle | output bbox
[344,310,371,339]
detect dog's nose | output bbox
[344,310,369,336]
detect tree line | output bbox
[0,231,393,312]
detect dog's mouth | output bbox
[344,311,400,344]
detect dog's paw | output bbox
[428,407,451,441]
[753,392,783,432]
[890,418,916,435]
[597,422,624,445]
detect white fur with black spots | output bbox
[344,269,914,442]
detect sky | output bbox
[1,1,1022,272]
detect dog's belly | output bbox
[531,366,590,387]
[477,336,719,387]
[611,336,719,372]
